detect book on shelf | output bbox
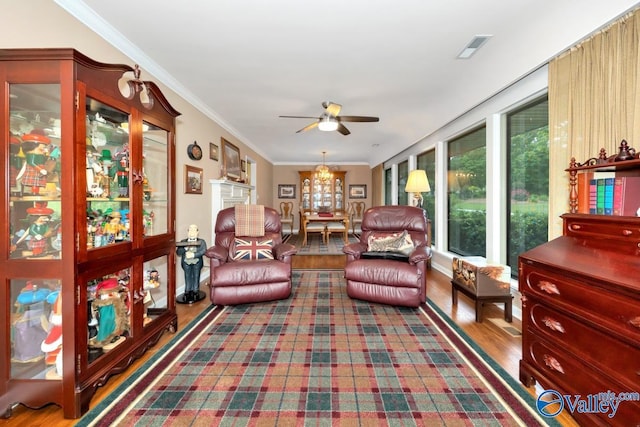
[577,171,594,214]
[604,177,615,215]
[613,176,640,216]
[596,178,606,214]
[594,172,615,215]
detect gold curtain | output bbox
[548,8,640,237]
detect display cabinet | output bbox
[519,150,640,426]
[0,49,180,418]
[299,171,346,213]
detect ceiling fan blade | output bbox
[280,115,321,119]
[337,123,351,135]
[337,115,379,122]
[296,121,319,133]
[322,102,342,117]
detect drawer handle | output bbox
[542,316,565,333]
[622,229,633,236]
[629,316,640,329]
[570,224,581,231]
[538,280,560,295]
[543,354,565,374]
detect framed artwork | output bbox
[209,142,219,161]
[349,184,367,199]
[184,165,203,194]
[278,184,296,199]
[221,137,241,181]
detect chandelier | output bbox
[315,151,333,183]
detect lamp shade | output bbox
[405,170,430,193]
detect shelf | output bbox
[566,157,640,172]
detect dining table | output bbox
[301,212,350,246]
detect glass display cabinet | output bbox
[0,49,180,418]
[299,171,346,213]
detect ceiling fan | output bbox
[279,101,379,135]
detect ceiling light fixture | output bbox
[315,151,333,183]
[318,115,339,132]
[457,35,492,59]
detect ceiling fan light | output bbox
[318,116,339,132]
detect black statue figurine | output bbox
[176,224,207,304]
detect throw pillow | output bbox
[232,238,274,260]
[367,230,414,255]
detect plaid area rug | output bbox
[77,270,555,426]
[284,233,359,255]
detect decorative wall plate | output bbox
[187,141,202,160]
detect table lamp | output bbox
[405,169,430,209]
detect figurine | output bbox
[13,202,55,256]
[41,291,63,377]
[614,139,635,162]
[176,224,207,304]
[17,133,51,195]
[91,277,128,351]
[103,211,127,243]
[112,145,130,198]
[9,135,23,194]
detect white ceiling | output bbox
[57,0,639,166]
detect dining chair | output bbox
[324,213,348,244]
[279,201,294,236]
[349,201,365,235]
[300,212,326,246]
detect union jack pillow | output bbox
[232,238,274,261]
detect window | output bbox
[397,160,409,206]
[507,97,549,277]
[384,168,392,205]
[417,150,436,245]
[448,127,486,257]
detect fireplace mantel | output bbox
[209,179,254,243]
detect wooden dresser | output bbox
[519,154,640,426]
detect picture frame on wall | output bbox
[278,184,296,199]
[221,137,241,181]
[184,165,203,194]
[209,142,219,161]
[349,184,367,199]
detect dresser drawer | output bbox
[523,337,640,426]
[526,301,640,391]
[563,214,640,254]
[520,265,640,344]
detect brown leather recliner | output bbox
[205,207,297,305]
[342,205,432,308]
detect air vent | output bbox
[457,35,492,59]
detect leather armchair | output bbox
[342,205,432,308]
[205,207,297,305]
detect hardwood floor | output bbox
[4,256,577,426]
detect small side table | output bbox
[451,256,513,323]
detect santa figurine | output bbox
[17,133,51,195]
[41,290,63,379]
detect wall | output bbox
[0,0,273,292]
[273,164,372,231]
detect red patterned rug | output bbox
[77,270,555,426]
